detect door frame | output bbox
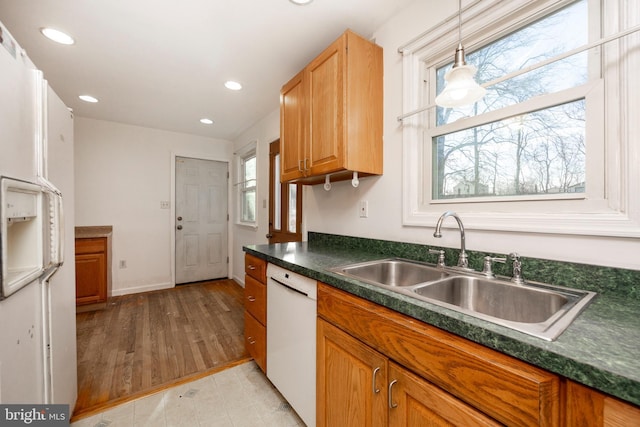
[170,151,231,286]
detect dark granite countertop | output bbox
[244,237,640,407]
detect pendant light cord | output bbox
[458,0,462,45]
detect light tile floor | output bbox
[71,361,305,427]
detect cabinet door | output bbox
[280,69,306,182]
[307,34,345,176]
[244,311,266,373]
[565,380,640,426]
[75,252,107,305]
[317,318,387,427]
[388,362,500,427]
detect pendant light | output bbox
[435,0,486,108]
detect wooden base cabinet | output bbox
[244,253,267,373]
[318,318,387,427]
[75,237,108,306]
[565,380,640,426]
[317,283,561,427]
[317,318,498,427]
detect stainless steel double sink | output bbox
[330,258,596,341]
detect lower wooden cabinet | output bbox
[244,253,267,373]
[565,380,640,426]
[318,318,499,427]
[75,237,108,306]
[317,282,640,426]
[318,283,561,426]
[318,318,387,426]
[244,310,266,372]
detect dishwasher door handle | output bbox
[270,277,309,297]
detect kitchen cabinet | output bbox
[317,283,561,426]
[565,380,640,426]
[75,237,108,306]
[317,318,387,426]
[318,318,498,427]
[244,253,267,373]
[280,29,383,185]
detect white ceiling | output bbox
[0,0,416,141]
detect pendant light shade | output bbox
[435,2,486,108]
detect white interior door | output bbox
[175,157,228,284]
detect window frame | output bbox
[400,0,640,237]
[236,141,257,227]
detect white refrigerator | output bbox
[0,21,77,407]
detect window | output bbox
[432,1,589,201]
[400,0,640,237]
[237,143,257,225]
[268,140,302,243]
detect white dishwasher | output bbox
[266,263,317,427]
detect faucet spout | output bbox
[433,211,469,269]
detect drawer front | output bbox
[245,253,266,283]
[244,311,266,373]
[318,283,560,427]
[75,237,107,255]
[244,275,266,324]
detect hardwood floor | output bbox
[74,279,249,419]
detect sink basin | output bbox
[413,276,569,323]
[330,258,596,341]
[411,276,596,340]
[331,258,449,288]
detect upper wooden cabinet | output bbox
[280,29,383,184]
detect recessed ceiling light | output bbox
[200,118,214,125]
[40,27,75,45]
[224,81,243,91]
[289,0,313,5]
[78,95,98,103]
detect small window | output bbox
[237,145,257,225]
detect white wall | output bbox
[240,0,640,271]
[74,117,233,295]
[231,108,280,284]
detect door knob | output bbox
[177,225,183,230]
[177,216,182,221]
[266,233,273,238]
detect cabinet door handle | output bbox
[372,367,381,394]
[298,160,304,173]
[247,336,256,345]
[388,379,398,409]
[248,265,256,270]
[247,296,256,302]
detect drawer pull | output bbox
[372,367,381,394]
[247,296,256,302]
[248,265,257,270]
[247,336,256,345]
[388,380,398,409]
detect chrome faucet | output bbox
[433,211,471,270]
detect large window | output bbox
[400,0,640,237]
[432,1,588,201]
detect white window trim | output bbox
[235,140,257,228]
[400,0,640,237]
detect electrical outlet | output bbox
[359,200,369,218]
[119,260,127,269]
[160,201,170,209]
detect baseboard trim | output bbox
[110,281,173,296]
